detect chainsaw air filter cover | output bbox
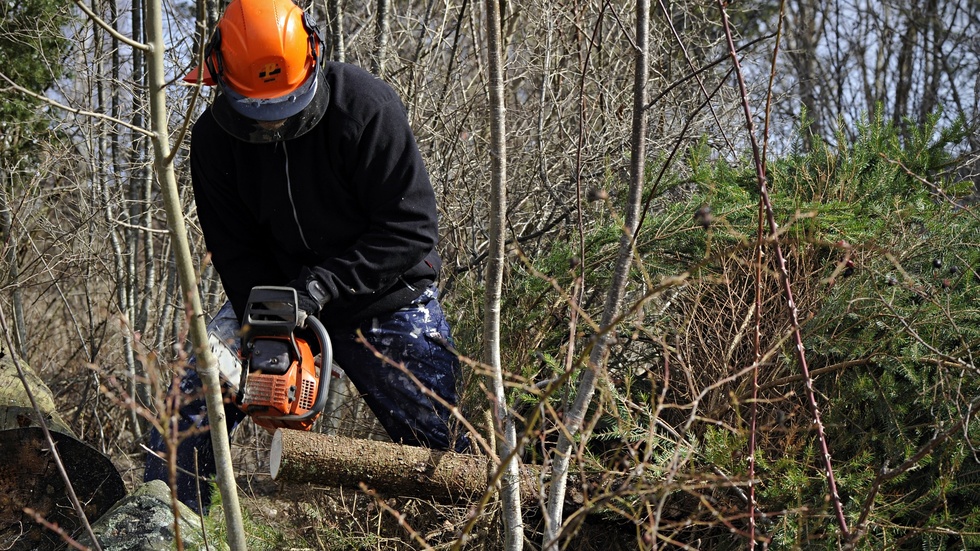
[239,286,333,432]
[250,339,291,375]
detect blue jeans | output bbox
[144,286,468,511]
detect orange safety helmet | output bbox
[190,0,329,142]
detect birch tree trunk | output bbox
[372,0,389,76]
[543,0,649,547]
[143,0,247,546]
[327,0,345,63]
[0,170,28,358]
[484,0,524,548]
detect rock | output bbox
[81,480,216,551]
[0,356,74,436]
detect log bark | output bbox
[271,429,542,504]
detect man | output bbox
[144,0,467,511]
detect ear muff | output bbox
[203,29,223,87]
[303,12,323,66]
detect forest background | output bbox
[1,0,979,549]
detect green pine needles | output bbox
[464,113,979,548]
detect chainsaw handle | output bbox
[265,313,333,425]
[303,313,333,419]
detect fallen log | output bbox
[271,429,542,504]
[269,430,696,527]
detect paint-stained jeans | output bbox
[144,285,468,511]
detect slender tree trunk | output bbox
[0,171,28,358]
[206,0,222,33]
[543,0,649,548]
[143,0,247,546]
[131,0,151,338]
[893,3,919,133]
[484,0,523,548]
[327,0,345,63]
[154,253,177,355]
[918,0,942,124]
[865,1,891,122]
[373,0,389,76]
[788,0,824,149]
[88,0,144,439]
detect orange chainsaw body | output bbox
[237,287,333,432]
[239,335,321,431]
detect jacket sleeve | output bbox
[303,97,439,305]
[190,113,288,318]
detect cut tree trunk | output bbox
[0,356,126,550]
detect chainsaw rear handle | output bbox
[242,286,334,424]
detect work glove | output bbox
[288,267,330,319]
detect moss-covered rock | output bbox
[83,480,216,551]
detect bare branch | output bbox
[0,72,154,137]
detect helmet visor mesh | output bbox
[219,66,319,121]
[211,68,329,144]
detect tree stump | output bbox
[0,356,126,550]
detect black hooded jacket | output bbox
[190,61,441,326]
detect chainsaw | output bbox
[236,286,333,431]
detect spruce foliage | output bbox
[453,114,979,548]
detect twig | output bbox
[654,0,736,156]
[166,15,208,164]
[878,153,979,222]
[194,449,211,551]
[750,358,873,396]
[716,0,851,540]
[70,0,149,50]
[0,72,153,137]
[359,484,435,549]
[22,509,92,551]
[846,395,980,548]
[749,1,787,545]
